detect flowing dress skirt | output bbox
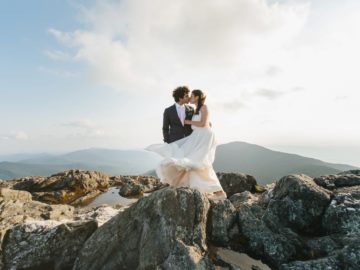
[146,126,224,193]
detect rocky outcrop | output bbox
[0,188,74,241]
[263,174,332,234]
[1,170,360,269]
[0,188,121,270]
[73,187,213,270]
[3,170,110,205]
[110,175,167,196]
[314,170,360,190]
[217,172,257,197]
[1,170,168,206]
[2,220,97,270]
[222,173,360,269]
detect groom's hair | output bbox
[173,86,190,102]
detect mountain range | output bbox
[0,142,358,184]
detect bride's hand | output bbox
[184,120,192,125]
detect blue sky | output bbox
[1,0,360,167]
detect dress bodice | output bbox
[191,111,210,129]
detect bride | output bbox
[146,89,227,200]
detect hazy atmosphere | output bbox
[1,0,359,166]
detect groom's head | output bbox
[173,86,190,105]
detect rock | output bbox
[335,185,360,200]
[342,237,360,269]
[254,184,266,193]
[73,187,214,270]
[280,237,360,270]
[263,174,332,234]
[0,188,32,202]
[0,196,74,249]
[236,204,305,268]
[1,170,360,269]
[70,190,102,206]
[217,173,257,197]
[212,247,271,270]
[229,191,259,209]
[305,236,341,257]
[0,195,120,270]
[2,219,97,270]
[12,170,110,205]
[111,175,167,197]
[337,170,360,178]
[208,199,237,246]
[119,177,145,196]
[314,170,360,190]
[279,255,342,270]
[322,193,360,234]
[257,183,276,206]
[74,205,122,226]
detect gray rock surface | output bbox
[208,199,237,246]
[110,175,167,196]
[73,187,213,270]
[2,220,97,270]
[314,170,360,190]
[217,172,257,197]
[1,170,360,269]
[7,170,110,205]
[263,174,332,234]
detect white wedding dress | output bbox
[146,110,224,194]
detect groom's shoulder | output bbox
[165,104,175,112]
[164,104,175,112]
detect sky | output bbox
[1,0,360,166]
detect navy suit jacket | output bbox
[162,104,194,143]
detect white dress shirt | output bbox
[175,102,185,126]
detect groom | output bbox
[163,86,195,143]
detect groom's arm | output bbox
[162,109,170,143]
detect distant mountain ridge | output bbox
[0,149,162,180]
[213,142,358,184]
[0,142,358,183]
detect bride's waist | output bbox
[191,125,212,130]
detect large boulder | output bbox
[280,255,342,270]
[12,170,110,205]
[280,237,360,270]
[0,188,32,201]
[314,170,360,190]
[207,199,237,246]
[322,192,360,234]
[216,173,257,197]
[237,204,306,268]
[263,174,332,234]
[0,193,75,245]
[73,187,213,270]
[110,175,167,197]
[2,220,97,270]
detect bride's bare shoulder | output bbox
[200,104,209,112]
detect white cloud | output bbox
[46,0,360,149]
[0,131,29,141]
[15,131,29,140]
[49,0,310,95]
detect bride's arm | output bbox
[184,105,209,127]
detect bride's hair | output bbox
[192,89,206,115]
